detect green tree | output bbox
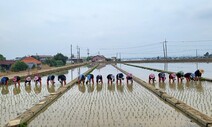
[204,52,210,57]
[31,55,40,61]
[53,53,68,65]
[11,61,28,72]
[0,54,6,61]
[44,58,57,67]
[55,60,64,67]
[44,53,68,67]
[86,56,92,61]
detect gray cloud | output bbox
[0,0,212,59]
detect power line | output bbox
[99,42,161,50]
[168,40,212,43]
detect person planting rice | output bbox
[78,74,86,84]
[47,75,55,85]
[34,74,42,85]
[1,77,9,86]
[86,74,94,84]
[194,69,204,81]
[176,71,184,83]
[158,72,166,83]
[149,73,156,83]
[25,76,31,85]
[116,73,124,84]
[126,73,133,84]
[58,74,66,85]
[13,76,21,86]
[184,73,195,82]
[169,73,176,82]
[107,74,115,84]
[96,74,103,84]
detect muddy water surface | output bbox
[130,62,212,78]
[120,63,212,117]
[0,67,88,127]
[29,65,199,127]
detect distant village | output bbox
[0,54,118,72]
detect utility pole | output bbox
[87,48,89,57]
[77,45,80,63]
[79,48,80,60]
[70,44,72,63]
[162,39,168,59]
[165,39,168,59]
[119,53,121,61]
[196,49,198,69]
[196,49,198,58]
[163,41,165,59]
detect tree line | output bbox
[0,53,68,72]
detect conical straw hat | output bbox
[199,69,204,74]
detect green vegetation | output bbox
[31,55,40,61]
[0,66,6,72]
[0,54,6,61]
[11,61,28,72]
[44,53,68,67]
[86,56,92,61]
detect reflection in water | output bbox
[25,84,32,93]
[1,86,9,95]
[34,84,42,94]
[108,84,115,92]
[13,85,21,95]
[150,82,156,87]
[164,62,168,71]
[169,82,176,90]
[78,84,85,93]
[177,82,184,91]
[47,84,56,93]
[77,68,81,77]
[96,83,102,92]
[29,79,200,127]
[71,69,74,80]
[127,84,133,92]
[116,84,124,93]
[195,81,203,93]
[54,70,69,75]
[87,84,94,93]
[196,62,199,70]
[159,82,166,90]
[185,82,190,88]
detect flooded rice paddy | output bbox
[131,62,212,78]
[0,67,88,127]
[28,65,199,127]
[120,63,212,117]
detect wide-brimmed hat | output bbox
[199,69,204,74]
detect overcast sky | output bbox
[1,0,212,59]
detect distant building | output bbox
[21,56,42,69]
[37,55,53,62]
[67,58,83,63]
[111,57,117,61]
[15,57,23,61]
[0,60,16,71]
[31,55,53,62]
[91,55,106,62]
